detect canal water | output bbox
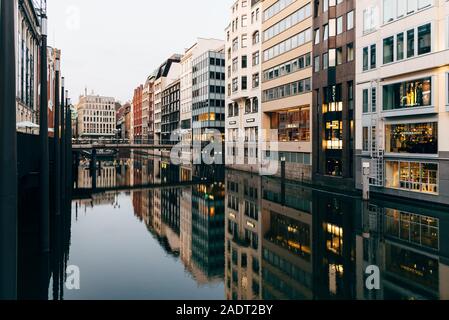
[18,152,449,300]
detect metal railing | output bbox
[72,138,170,146]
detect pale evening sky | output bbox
[46,0,231,104]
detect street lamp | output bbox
[39,12,50,252]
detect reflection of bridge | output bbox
[72,179,208,200]
[72,139,175,150]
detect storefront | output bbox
[385,160,438,194]
[383,77,432,110]
[270,106,310,142]
[385,122,438,154]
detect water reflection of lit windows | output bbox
[385,244,439,291]
[263,248,313,290]
[326,223,343,255]
[385,209,439,250]
[329,264,344,295]
[266,212,311,259]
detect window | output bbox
[325,120,343,150]
[383,36,394,64]
[323,0,329,12]
[323,24,329,41]
[348,81,354,110]
[383,0,395,23]
[397,33,404,60]
[417,23,431,55]
[271,107,310,142]
[347,43,354,61]
[407,29,415,58]
[232,58,238,72]
[252,73,259,88]
[263,78,311,102]
[370,44,376,69]
[337,16,343,35]
[245,99,252,114]
[314,28,320,44]
[363,6,377,33]
[263,28,312,61]
[329,49,336,67]
[242,15,248,27]
[252,97,259,113]
[323,52,329,70]
[242,76,247,90]
[371,87,377,113]
[242,34,248,48]
[242,55,247,69]
[263,53,311,81]
[347,11,354,30]
[263,0,297,21]
[314,55,320,72]
[336,47,343,65]
[232,78,238,92]
[386,161,438,194]
[385,122,438,154]
[363,127,369,151]
[252,51,259,66]
[383,0,433,24]
[363,89,369,113]
[252,31,260,45]
[263,3,312,42]
[363,47,369,71]
[232,38,238,52]
[383,77,432,110]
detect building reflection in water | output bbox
[225,169,449,300]
[16,151,449,300]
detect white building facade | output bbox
[14,0,42,127]
[356,0,449,205]
[225,0,263,172]
[76,92,116,138]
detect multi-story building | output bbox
[180,38,225,162]
[191,47,226,163]
[75,91,116,138]
[161,79,181,144]
[225,0,263,172]
[225,170,262,300]
[116,102,131,139]
[124,103,132,140]
[355,0,449,205]
[261,0,314,181]
[14,0,42,127]
[153,54,182,145]
[46,47,62,135]
[191,182,225,281]
[142,73,156,142]
[312,0,356,190]
[132,85,143,142]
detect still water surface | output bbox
[48,152,449,300]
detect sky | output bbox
[46,0,231,104]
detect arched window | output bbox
[252,31,260,45]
